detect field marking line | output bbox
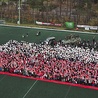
[48,33,54,38]
[0,75,6,82]
[64,86,71,98]
[22,80,38,98]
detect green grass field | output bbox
[0,74,98,98]
[0,25,98,98]
[0,25,98,45]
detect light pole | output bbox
[34,9,35,24]
[18,0,21,25]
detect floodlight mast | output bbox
[18,0,21,25]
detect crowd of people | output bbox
[0,37,98,87]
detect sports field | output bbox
[0,25,98,45]
[0,25,98,98]
[0,73,98,98]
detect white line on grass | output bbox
[64,86,71,98]
[22,80,38,98]
[0,75,6,82]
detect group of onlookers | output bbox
[0,38,98,87]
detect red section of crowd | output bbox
[0,40,98,87]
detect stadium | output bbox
[0,0,98,98]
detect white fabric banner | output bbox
[36,21,62,27]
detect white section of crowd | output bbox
[0,40,98,87]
